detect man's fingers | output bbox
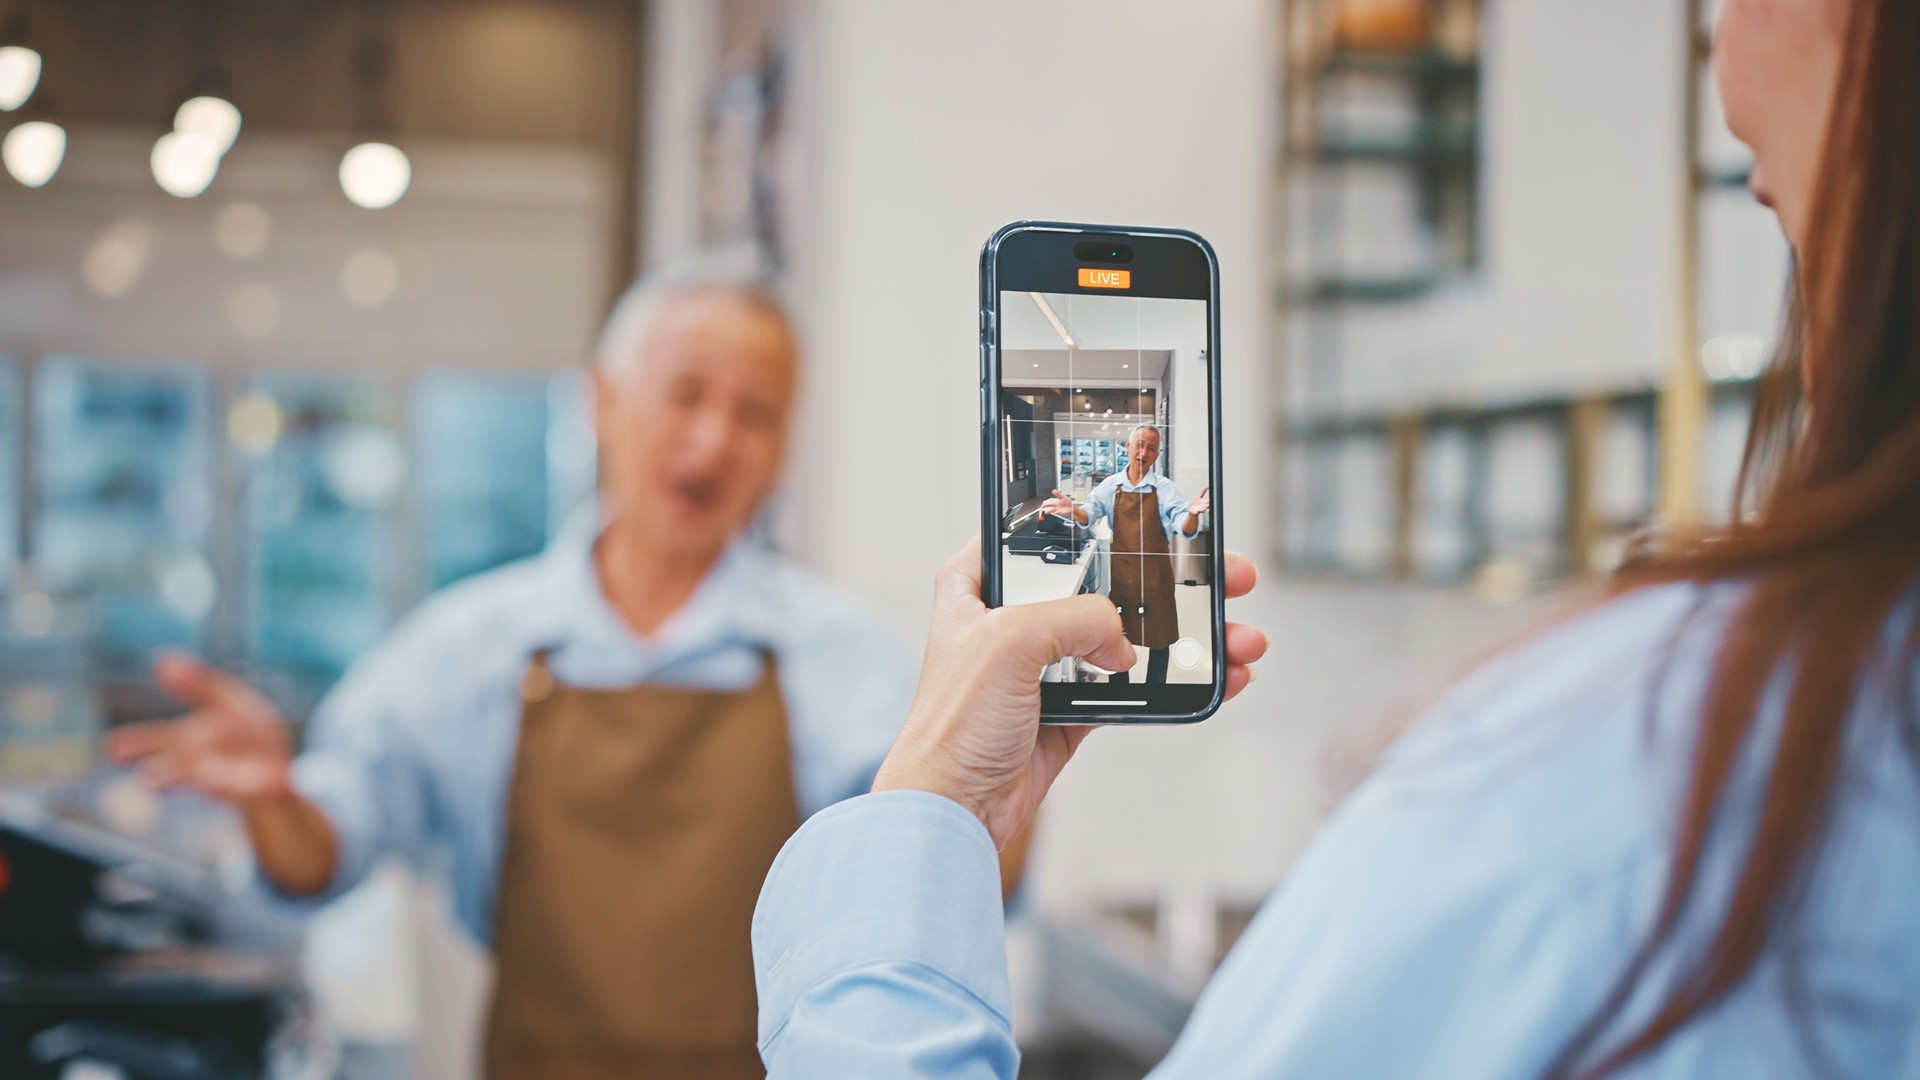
[105,720,190,764]
[152,652,219,707]
[154,652,274,719]
[1224,622,1268,667]
[137,750,199,792]
[1223,552,1258,600]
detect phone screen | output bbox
[983,225,1222,722]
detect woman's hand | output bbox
[873,541,1267,849]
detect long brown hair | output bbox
[1562,0,1920,1073]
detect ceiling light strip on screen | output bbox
[1028,292,1074,348]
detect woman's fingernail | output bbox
[1246,666,1261,684]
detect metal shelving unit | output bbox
[1276,0,1488,577]
[1275,0,1776,587]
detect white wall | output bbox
[784,0,1277,642]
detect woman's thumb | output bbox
[1001,593,1135,674]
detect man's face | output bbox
[592,290,798,561]
[1127,427,1161,473]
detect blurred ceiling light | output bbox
[341,248,400,306]
[227,392,283,453]
[227,281,283,338]
[214,202,271,259]
[174,95,242,156]
[82,217,155,296]
[2,119,62,186]
[0,44,39,111]
[339,141,409,209]
[1029,292,1074,349]
[151,130,220,197]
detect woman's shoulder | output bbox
[1364,575,1920,881]
[1361,582,1737,869]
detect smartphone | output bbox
[980,221,1224,724]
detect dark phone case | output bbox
[979,221,1226,725]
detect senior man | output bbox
[1040,424,1209,684]
[108,267,991,1080]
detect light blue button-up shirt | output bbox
[1078,470,1201,543]
[275,506,917,944]
[753,582,1920,1077]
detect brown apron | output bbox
[483,651,799,1080]
[1109,487,1180,649]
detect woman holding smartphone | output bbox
[755,0,1920,1075]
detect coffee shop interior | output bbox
[0,0,1790,1076]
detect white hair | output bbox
[593,249,792,376]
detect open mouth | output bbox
[669,475,725,512]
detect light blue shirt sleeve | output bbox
[755,787,1633,1079]
[752,583,1920,1077]
[266,629,442,905]
[754,793,1018,1079]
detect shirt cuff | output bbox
[244,754,374,908]
[753,790,1011,1049]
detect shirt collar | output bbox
[536,500,784,662]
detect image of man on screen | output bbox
[1040,424,1209,684]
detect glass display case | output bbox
[30,357,216,659]
[412,372,585,589]
[236,375,404,682]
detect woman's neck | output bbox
[592,520,721,640]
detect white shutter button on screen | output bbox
[1173,638,1202,670]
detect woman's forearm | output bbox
[240,790,341,897]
